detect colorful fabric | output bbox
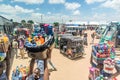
[19,40,24,49]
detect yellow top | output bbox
[3,36,9,43]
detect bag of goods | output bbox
[95,75,104,80]
[103,58,115,74]
[28,49,48,60]
[88,67,100,80]
[0,52,6,62]
[12,65,29,80]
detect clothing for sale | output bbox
[36,60,44,74]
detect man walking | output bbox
[12,39,18,59]
[91,32,95,44]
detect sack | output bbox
[28,49,48,60]
[12,41,18,48]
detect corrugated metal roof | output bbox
[0,15,12,25]
[0,17,4,25]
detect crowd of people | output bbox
[0,26,99,80]
[0,23,58,80]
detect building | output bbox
[65,21,88,31]
[0,15,13,34]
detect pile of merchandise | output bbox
[24,24,54,59]
[89,42,119,80]
[89,58,117,80]
[91,43,115,65]
[25,24,53,47]
[12,65,29,80]
[25,24,54,51]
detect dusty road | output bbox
[9,30,120,80]
[49,30,99,80]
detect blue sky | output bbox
[0,0,120,23]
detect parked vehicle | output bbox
[59,35,84,59]
[54,33,73,49]
[66,30,77,36]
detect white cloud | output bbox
[49,0,65,4]
[101,0,120,11]
[73,10,80,15]
[47,12,51,15]
[0,0,3,2]
[13,0,44,4]
[36,8,40,10]
[82,12,120,22]
[85,0,105,4]
[92,13,106,20]
[65,2,81,10]
[0,4,33,14]
[31,13,43,17]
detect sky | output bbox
[0,0,120,23]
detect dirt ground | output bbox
[9,30,120,80]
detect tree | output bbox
[53,22,59,27]
[27,20,34,24]
[21,20,26,24]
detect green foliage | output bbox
[21,20,26,24]
[27,20,34,24]
[53,22,59,27]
